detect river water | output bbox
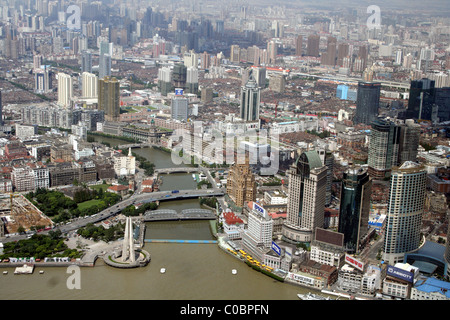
[0,135,312,300]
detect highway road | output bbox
[0,188,224,244]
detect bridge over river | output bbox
[143,208,216,221]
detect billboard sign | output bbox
[271,241,281,256]
[345,254,364,271]
[175,88,184,96]
[386,265,414,283]
[253,202,267,217]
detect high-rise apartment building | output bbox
[282,151,327,243]
[82,72,98,98]
[186,67,199,94]
[307,35,320,57]
[98,76,120,122]
[321,36,337,66]
[157,66,172,96]
[382,162,426,265]
[295,35,303,56]
[338,166,372,254]
[226,157,256,208]
[353,81,381,125]
[240,74,260,122]
[57,73,73,108]
[35,66,52,93]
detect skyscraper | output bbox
[382,162,426,265]
[57,73,73,108]
[82,72,98,98]
[338,166,372,254]
[240,73,260,122]
[367,119,400,180]
[368,119,420,180]
[99,53,111,79]
[0,90,3,126]
[307,35,320,57]
[186,67,199,95]
[81,51,93,73]
[295,35,303,56]
[282,151,327,243]
[321,36,337,66]
[35,66,53,93]
[406,78,436,121]
[98,76,120,122]
[353,81,381,125]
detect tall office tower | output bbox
[226,157,256,208]
[337,43,349,67]
[282,151,327,243]
[446,222,450,279]
[230,44,240,63]
[397,119,420,166]
[186,67,199,95]
[81,51,92,73]
[367,119,400,180]
[267,40,277,64]
[318,149,334,207]
[239,74,260,122]
[98,77,120,122]
[172,64,187,91]
[35,66,53,93]
[242,203,274,262]
[99,53,111,79]
[295,35,303,56]
[405,78,436,121]
[157,66,172,96]
[57,73,73,108]
[321,36,337,66]
[81,72,98,98]
[435,87,450,122]
[307,34,320,57]
[171,95,189,121]
[353,81,381,125]
[382,162,426,265]
[338,166,372,254]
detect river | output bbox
[0,135,312,300]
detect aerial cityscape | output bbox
[0,0,449,304]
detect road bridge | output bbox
[143,208,216,221]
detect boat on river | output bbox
[297,292,331,300]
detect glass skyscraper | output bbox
[353,81,381,125]
[338,166,372,254]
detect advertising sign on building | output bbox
[271,241,281,256]
[253,202,267,217]
[345,254,365,271]
[386,265,414,283]
[175,88,184,96]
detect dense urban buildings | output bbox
[0,0,448,302]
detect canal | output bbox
[0,135,312,300]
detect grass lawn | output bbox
[89,184,111,192]
[78,199,103,211]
